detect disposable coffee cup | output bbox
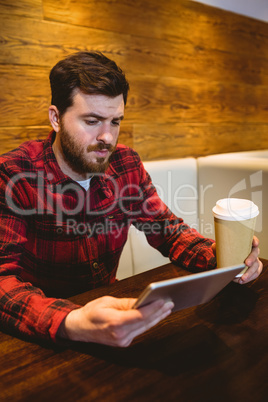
[212,198,259,276]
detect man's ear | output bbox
[49,106,61,132]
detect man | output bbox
[0,52,262,347]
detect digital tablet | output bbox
[133,264,245,312]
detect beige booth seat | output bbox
[197,150,268,259]
[117,158,198,279]
[117,150,268,279]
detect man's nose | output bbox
[96,125,114,144]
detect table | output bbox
[1,260,268,402]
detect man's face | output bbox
[56,90,124,175]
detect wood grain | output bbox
[0,13,267,86]
[0,0,42,18]
[0,126,50,154]
[128,76,268,123]
[42,0,268,52]
[42,0,268,85]
[0,65,50,126]
[133,123,268,160]
[1,64,267,129]
[118,124,134,149]
[0,0,268,159]
[0,261,268,401]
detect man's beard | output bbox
[59,125,117,175]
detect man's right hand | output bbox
[58,296,174,347]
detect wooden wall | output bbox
[0,0,268,161]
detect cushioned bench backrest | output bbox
[197,150,268,259]
[117,157,198,278]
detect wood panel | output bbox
[0,126,50,155]
[1,65,267,129]
[0,0,42,18]
[42,0,268,53]
[128,76,268,124]
[0,13,267,86]
[133,123,268,160]
[118,124,134,149]
[0,65,50,127]
[42,0,268,85]
[0,0,267,160]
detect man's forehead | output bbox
[69,90,124,116]
[73,89,123,105]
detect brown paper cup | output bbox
[213,198,259,274]
[214,216,256,272]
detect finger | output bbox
[245,247,260,268]
[106,300,174,347]
[104,297,167,313]
[113,300,174,341]
[118,299,173,327]
[119,305,173,347]
[98,296,137,310]
[252,235,260,247]
[239,259,263,284]
[139,299,174,318]
[136,305,173,334]
[245,238,260,268]
[136,298,171,315]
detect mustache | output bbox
[87,143,115,152]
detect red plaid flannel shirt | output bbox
[0,132,215,343]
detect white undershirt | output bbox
[76,177,92,191]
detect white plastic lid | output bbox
[212,198,259,221]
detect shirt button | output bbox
[56,227,63,235]
[92,262,99,270]
[108,215,114,219]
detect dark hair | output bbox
[49,51,129,116]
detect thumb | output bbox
[108,297,138,311]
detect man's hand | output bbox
[212,235,263,284]
[237,236,263,284]
[58,296,174,347]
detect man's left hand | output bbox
[237,236,263,284]
[212,236,263,284]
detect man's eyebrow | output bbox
[80,113,124,120]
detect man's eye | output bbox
[112,120,120,126]
[85,120,98,125]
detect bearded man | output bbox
[0,52,262,347]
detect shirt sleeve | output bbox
[131,156,216,272]
[0,169,80,343]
